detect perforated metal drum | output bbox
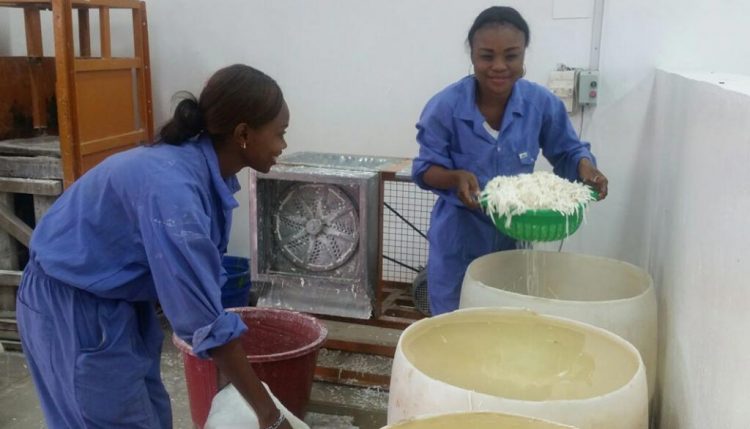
[274,183,360,272]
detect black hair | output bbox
[467,6,530,50]
[159,64,284,145]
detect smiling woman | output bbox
[411,6,609,315]
[16,64,293,429]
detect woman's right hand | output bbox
[209,339,294,429]
[422,166,481,209]
[452,170,481,209]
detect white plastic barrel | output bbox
[387,308,648,429]
[459,250,657,398]
[381,411,576,429]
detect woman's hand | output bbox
[209,339,291,429]
[422,166,481,209]
[452,170,481,209]
[578,158,608,200]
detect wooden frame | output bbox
[0,0,153,187]
[0,0,153,348]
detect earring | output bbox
[241,140,247,149]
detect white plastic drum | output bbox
[381,411,576,429]
[459,250,657,398]
[387,308,648,429]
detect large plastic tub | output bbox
[388,308,648,429]
[460,250,657,398]
[173,307,327,429]
[381,411,576,428]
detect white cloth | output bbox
[204,383,309,429]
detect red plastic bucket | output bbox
[172,307,328,429]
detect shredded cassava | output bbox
[481,171,595,227]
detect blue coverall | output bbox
[412,76,596,315]
[16,134,247,428]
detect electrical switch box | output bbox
[548,70,577,113]
[578,70,599,106]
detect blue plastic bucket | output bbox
[221,255,251,309]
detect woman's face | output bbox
[470,24,526,100]
[244,100,289,173]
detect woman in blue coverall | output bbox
[16,65,293,429]
[412,7,609,315]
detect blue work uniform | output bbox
[16,134,248,428]
[412,76,596,315]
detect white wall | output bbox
[562,0,750,263]
[643,71,750,429]
[563,0,750,427]
[143,0,593,158]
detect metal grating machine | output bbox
[249,152,434,320]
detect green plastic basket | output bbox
[481,190,597,242]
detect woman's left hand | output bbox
[578,158,608,200]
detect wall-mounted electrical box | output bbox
[578,70,599,106]
[548,69,578,113]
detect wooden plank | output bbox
[33,194,57,222]
[81,141,136,174]
[308,382,389,416]
[79,129,145,155]
[0,194,18,272]
[72,0,141,8]
[0,270,22,286]
[24,6,47,130]
[323,339,395,358]
[75,57,141,72]
[319,313,413,331]
[135,1,153,140]
[75,69,135,143]
[0,178,63,196]
[0,1,51,8]
[0,0,139,8]
[99,7,111,57]
[77,8,91,57]
[53,0,82,187]
[0,156,63,179]
[314,348,392,388]
[379,159,412,180]
[23,7,43,56]
[0,339,22,353]
[0,136,61,157]
[314,366,390,389]
[0,280,15,315]
[0,203,32,247]
[0,57,57,139]
[0,318,19,343]
[322,319,401,347]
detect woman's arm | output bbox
[210,339,292,429]
[577,157,608,199]
[540,93,608,200]
[423,165,481,209]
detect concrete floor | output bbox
[0,326,389,429]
